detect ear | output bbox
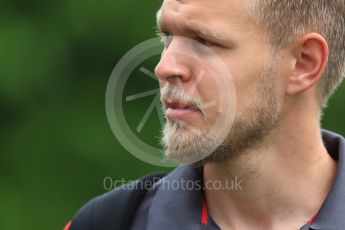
[286,33,329,95]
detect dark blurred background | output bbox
[0,1,344,229]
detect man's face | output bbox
[155,0,281,164]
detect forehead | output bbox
[158,0,253,32]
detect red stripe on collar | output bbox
[307,213,317,224]
[201,196,208,225]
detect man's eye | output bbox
[157,32,172,47]
[156,31,216,48]
[196,37,216,46]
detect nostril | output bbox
[154,51,192,83]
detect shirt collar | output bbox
[147,164,214,229]
[147,130,345,230]
[307,130,345,229]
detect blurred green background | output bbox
[0,1,344,229]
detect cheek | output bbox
[197,75,233,122]
[226,72,261,119]
[275,55,292,103]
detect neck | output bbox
[203,112,337,230]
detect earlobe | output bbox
[286,33,329,95]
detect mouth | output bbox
[164,98,200,120]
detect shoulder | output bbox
[68,172,167,230]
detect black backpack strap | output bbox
[69,172,167,230]
[120,172,166,229]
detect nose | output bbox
[154,39,193,84]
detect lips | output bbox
[165,100,194,110]
[164,99,200,120]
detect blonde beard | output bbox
[160,57,280,165]
[161,119,222,164]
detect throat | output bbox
[202,143,337,230]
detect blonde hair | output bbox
[248,0,345,108]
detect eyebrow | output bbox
[156,9,228,42]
